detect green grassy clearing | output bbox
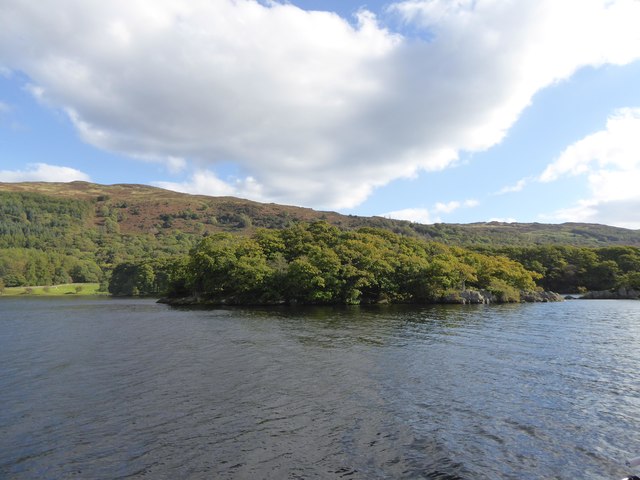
[0,283,105,296]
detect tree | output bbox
[69,261,101,283]
[283,257,327,303]
[618,271,640,290]
[186,235,271,302]
[108,262,157,296]
[586,260,620,291]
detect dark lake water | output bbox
[1,297,639,479]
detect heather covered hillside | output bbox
[3,181,640,245]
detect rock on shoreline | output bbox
[159,289,564,306]
[581,287,640,300]
[441,290,563,305]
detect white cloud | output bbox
[0,101,9,113]
[1,0,640,208]
[154,169,267,201]
[380,208,434,224]
[154,171,235,197]
[165,156,187,174]
[433,201,458,214]
[540,108,640,228]
[434,199,478,214]
[381,197,478,223]
[495,178,529,195]
[0,163,91,182]
[540,108,640,182]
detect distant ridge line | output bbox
[1,181,638,247]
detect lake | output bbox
[1,297,639,479]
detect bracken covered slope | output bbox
[1,181,640,247]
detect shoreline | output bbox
[158,289,565,307]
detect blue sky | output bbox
[1,0,640,228]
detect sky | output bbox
[1,0,640,228]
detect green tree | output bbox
[618,271,640,290]
[586,260,620,291]
[186,234,271,302]
[109,262,157,296]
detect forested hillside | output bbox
[3,182,640,246]
[1,181,640,297]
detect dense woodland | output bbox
[108,223,640,303]
[111,223,540,304]
[0,189,200,289]
[1,183,640,301]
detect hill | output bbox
[2,181,640,296]
[2,181,640,247]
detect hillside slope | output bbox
[2,181,640,247]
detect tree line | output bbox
[486,245,640,293]
[109,222,540,304]
[107,223,640,303]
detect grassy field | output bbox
[0,283,105,296]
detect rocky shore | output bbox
[580,287,640,300]
[159,289,564,306]
[441,290,564,305]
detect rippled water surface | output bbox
[1,297,640,479]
